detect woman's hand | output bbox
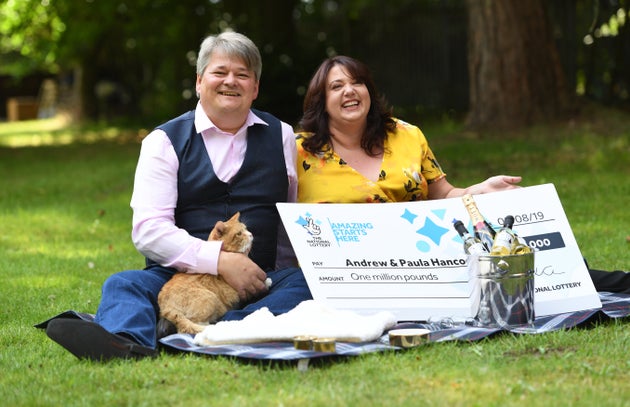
[468,175,522,195]
[430,175,522,199]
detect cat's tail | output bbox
[156,317,177,340]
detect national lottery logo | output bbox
[294,212,331,248]
[295,212,322,236]
[294,212,375,247]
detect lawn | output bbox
[0,104,629,406]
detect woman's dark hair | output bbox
[299,55,396,156]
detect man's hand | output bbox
[217,251,269,302]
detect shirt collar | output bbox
[194,102,268,135]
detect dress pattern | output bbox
[297,119,446,203]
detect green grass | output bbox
[1,104,629,406]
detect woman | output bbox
[297,55,520,204]
[296,55,630,294]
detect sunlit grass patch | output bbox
[0,115,148,147]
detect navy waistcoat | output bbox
[148,109,288,271]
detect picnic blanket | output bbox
[36,292,630,363]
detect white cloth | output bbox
[193,300,397,345]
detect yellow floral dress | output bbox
[297,119,446,203]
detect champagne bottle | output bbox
[490,215,517,256]
[453,219,488,255]
[512,234,532,254]
[461,194,495,252]
[484,220,497,238]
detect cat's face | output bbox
[208,212,253,254]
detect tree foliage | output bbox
[1,0,628,128]
[0,0,64,76]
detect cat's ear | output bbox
[210,220,226,239]
[230,212,240,222]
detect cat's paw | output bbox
[265,278,272,289]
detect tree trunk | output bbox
[465,0,572,129]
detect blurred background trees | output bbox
[465,0,573,128]
[0,0,628,129]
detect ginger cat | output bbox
[157,212,265,338]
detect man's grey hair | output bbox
[196,31,262,81]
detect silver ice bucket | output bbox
[474,252,535,328]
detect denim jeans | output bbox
[94,266,312,348]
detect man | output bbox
[45,32,312,361]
